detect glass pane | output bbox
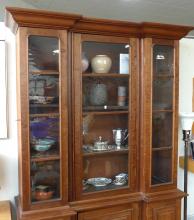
[30,116,59,157]
[28,36,60,202]
[83,77,129,110]
[151,150,172,185]
[82,41,130,193]
[31,160,60,202]
[82,42,130,74]
[29,36,59,71]
[29,74,59,114]
[152,112,172,148]
[151,44,174,186]
[153,45,173,75]
[153,79,173,110]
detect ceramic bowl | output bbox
[32,138,55,152]
[34,185,54,201]
[34,190,54,201]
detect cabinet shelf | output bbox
[30,104,59,108]
[30,70,59,75]
[152,109,173,113]
[30,113,59,118]
[83,105,128,112]
[83,148,128,157]
[82,73,129,78]
[31,154,60,162]
[83,111,128,116]
[153,74,174,78]
[152,146,172,151]
[83,183,128,193]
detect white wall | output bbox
[179,38,194,217]
[0,23,18,203]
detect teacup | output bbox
[114,173,128,183]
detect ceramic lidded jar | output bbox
[90,83,108,106]
[91,55,112,73]
[82,52,89,72]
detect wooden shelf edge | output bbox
[0,201,12,220]
[179,156,194,173]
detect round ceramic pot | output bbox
[82,53,89,72]
[90,83,108,106]
[91,55,112,73]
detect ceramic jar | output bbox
[90,83,108,106]
[82,53,89,72]
[91,55,112,73]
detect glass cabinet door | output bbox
[151,44,174,185]
[28,35,61,203]
[73,35,138,198]
[82,41,129,193]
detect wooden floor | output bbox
[0,201,12,220]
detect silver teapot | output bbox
[112,128,128,149]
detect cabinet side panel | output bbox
[16,27,31,210]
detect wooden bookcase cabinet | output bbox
[5,7,193,220]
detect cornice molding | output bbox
[140,22,193,40]
[5,7,194,39]
[5,7,82,34]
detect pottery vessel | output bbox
[82,53,89,72]
[90,83,108,106]
[91,55,112,73]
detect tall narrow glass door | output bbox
[151,45,174,185]
[81,41,130,193]
[28,36,61,202]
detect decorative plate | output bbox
[87,177,112,187]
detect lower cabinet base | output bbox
[142,199,182,220]
[15,190,185,220]
[78,203,140,220]
[142,190,185,220]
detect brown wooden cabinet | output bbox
[5,7,193,220]
[79,203,140,220]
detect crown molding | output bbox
[5,7,82,34]
[5,7,194,39]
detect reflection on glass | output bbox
[28,35,60,202]
[153,45,174,75]
[31,160,60,202]
[29,36,59,71]
[152,112,172,148]
[152,150,172,185]
[151,44,174,186]
[153,79,173,110]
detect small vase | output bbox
[90,83,108,106]
[91,55,112,73]
[82,53,89,73]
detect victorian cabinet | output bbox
[5,7,193,220]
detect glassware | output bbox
[112,128,128,149]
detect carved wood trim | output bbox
[5,7,194,39]
[5,7,82,34]
[70,193,142,212]
[142,189,186,203]
[140,22,193,40]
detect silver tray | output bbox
[113,180,127,186]
[87,177,112,187]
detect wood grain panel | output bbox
[78,203,139,220]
